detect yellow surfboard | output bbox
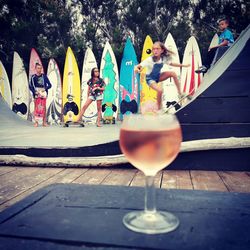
[140,35,157,114]
[62,47,81,122]
[0,60,12,109]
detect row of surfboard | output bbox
[0,33,219,124]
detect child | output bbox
[29,63,52,127]
[77,67,105,127]
[134,41,190,110]
[196,17,234,73]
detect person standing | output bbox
[196,17,234,73]
[29,63,52,127]
[134,41,190,110]
[77,67,105,127]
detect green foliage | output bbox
[192,0,250,56]
[75,0,125,64]
[0,0,75,76]
[0,0,249,79]
[121,0,191,59]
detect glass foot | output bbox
[123,211,179,234]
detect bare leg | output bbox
[43,100,48,126]
[159,71,182,95]
[96,100,102,127]
[42,111,48,126]
[149,82,163,110]
[77,98,93,122]
[34,98,38,127]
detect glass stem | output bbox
[144,175,156,214]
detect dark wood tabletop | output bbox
[0,183,249,250]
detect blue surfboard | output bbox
[119,38,140,119]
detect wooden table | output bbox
[0,184,249,250]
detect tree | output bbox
[0,0,74,77]
[121,0,191,61]
[71,0,125,65]
[0,0,248,78]
[192,0,250,57]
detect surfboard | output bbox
[62,47,81,123]
[46,58,62,125]
[0,60,12,109]
[181,36,203,96]
[28,48,44,121]
[209,33,219,49]
[140,35,158,114]
[100,41,119,123]
[12,52,29,119]
[119,38,139,120]
[81,47,98,123]
[161,33,181,113]
[209,33,221,66]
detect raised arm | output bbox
[170,62,190,68]
[134,64,143,73]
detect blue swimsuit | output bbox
[140,56,171,85]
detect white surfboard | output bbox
[0,60,12,109]
[209,33,220,66]
[81,47,98,123]
[46,58,62,125]
[161,33,181,113]
[209,33,219,49]
[181,36,203,96]
[12,52,29,119]
[100,41,119,121]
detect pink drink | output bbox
[120,127,182,176]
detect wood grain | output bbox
[161,170,193,190]
[73,168,110,185]
[0,168,85,211]
[0,166,18,176]
[0,167,63,207]
[218,171,250,193]
[0,167,250,213]
[101,169,136,186]
[190,170,228,192]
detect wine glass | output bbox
[119,113,182,234]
